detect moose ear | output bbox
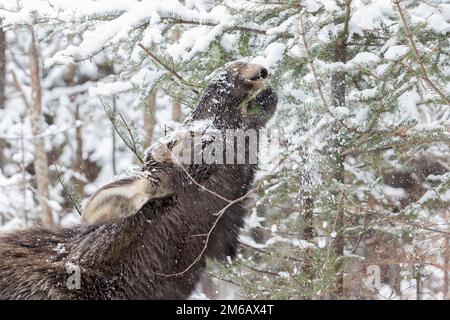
[81,176,154,225]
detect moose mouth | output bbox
[238,87,277,120]
[238,65,277,117]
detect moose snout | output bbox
[239,64,269,81]
[249,66,268,81]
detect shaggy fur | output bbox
[0,62,277,299]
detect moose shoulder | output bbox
[0,62,277,299]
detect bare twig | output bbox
[152,155,288,277]
[175,157,231,203]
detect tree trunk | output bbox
[28,28,53,226]
[0,27,6,168]
[415,258,422,300]
[331,161,345,298]
[444,233,449,299]
[20,124,28,226]
[172,99,182,122]
[331,23,348,300]
[171,29,183,122]
[64,64,85,196]
[74,104,85,195]
[111,95,118,174]
[302,194,315,298]
[0,27,5,108]
[144,89,157,144]
[444,213,449,300]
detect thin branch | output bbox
[342,0,352,42]
[138,43,201,94]
[239,240,303,263]
[299,13,330,111]
[55,166,82,216]
[101,100,144,164]
[394,0,450,105]
[175,157,231,203]
[240,262,279,276]
[208,272,242,287]
[299,11,358,134]
[10,70,31,109]
[0,122,80,140]
[118,112,144,163]
[152,192,253,277]
[162,17,294,38]
[7,47,29,77]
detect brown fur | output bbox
[0,62,277,299]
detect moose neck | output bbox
[120,199,219,299]
[115,167,257,299]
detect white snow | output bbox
[251,43,286,70]
[351,0,394,30]
[54,243,67,254]
[384,45,409,60]
[349,52,380,65]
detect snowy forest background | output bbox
[0,0,449,300]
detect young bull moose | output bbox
[0,62,277,299]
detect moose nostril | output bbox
[249,67,268,81]
[260,68,268,79]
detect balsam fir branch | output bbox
[102,100,145,164]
